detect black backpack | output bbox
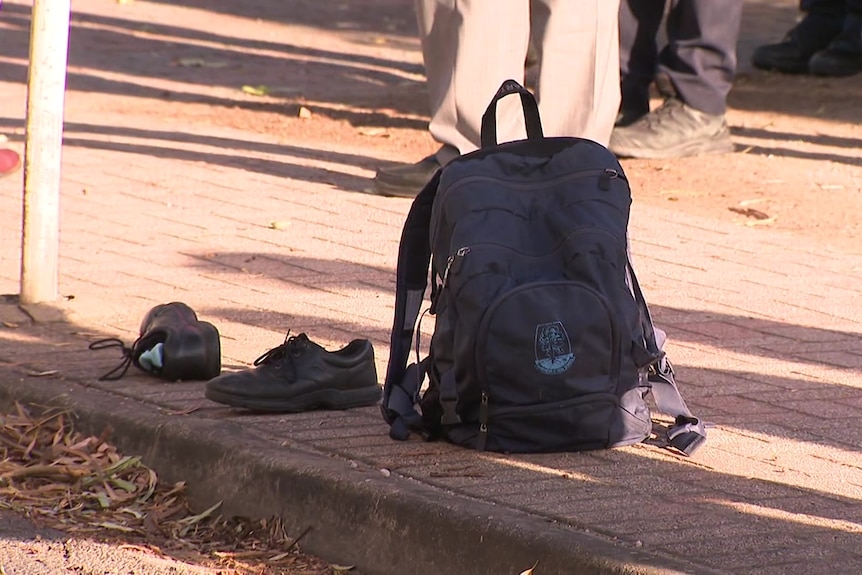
[381,80,706,455]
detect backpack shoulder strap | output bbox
[380,170,442,441]
[627,259,708,456]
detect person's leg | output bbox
[530,0,621,146]
[617,0,666,126]
[809,0,862,76]
[752,0,846,73]
[373,0,530,197]
[659,0,743,117]
[609,0,741,159]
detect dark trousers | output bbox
[801,0,862,16]
[619,0,743,117]
[794,0,862,51]
[801,0,862,36]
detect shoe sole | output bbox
[611,135,735,160]
[205,385,382,413]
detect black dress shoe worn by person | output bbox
[205,332,381,412]
[751,14,844,74]
[372,154,441,198]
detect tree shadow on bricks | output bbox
[0,116,410,191]
[335,434,862,572]
[0,2,428,123]
[57,121,391,173]
[727,127,862,168]
[652,304,862,369]
[139,0,420,39]
[4,306,862,572]
[57,135,377,193]
[234,385,862,572]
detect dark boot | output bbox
[751,14,844,73]
[90,302,221,381]
[808,17,862,76]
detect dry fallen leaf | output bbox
[0,403,334,574]
[738,198,768,207]
[165,407,199,416]
[241,85,270,97]
[358,127,389,137]
[176,58,229,68]
[520,561,538,575]
[25,370,59,378]
[728,206,771,220]
[298,106,313,119]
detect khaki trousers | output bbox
[415,0,621,165]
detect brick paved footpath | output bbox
[1,1,862,574]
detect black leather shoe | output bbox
[372,155,441,198]
[809,33,862,76]
[90,302,221,381]
[752,16,843,74]
[205,332,381,412]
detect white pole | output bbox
[20,0,71,304]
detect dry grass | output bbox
[0,402,346,574]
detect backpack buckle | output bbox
[440,398,462,425]
[667,415,706,456]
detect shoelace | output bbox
[88,337,140,381]
[640,98,683,129]
[252,331,310,381]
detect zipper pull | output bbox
[477,392,489,452]
[599,168,619,191]
[442,246,470,288]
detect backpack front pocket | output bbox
[475,281,622,407]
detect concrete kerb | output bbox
[0,352,726,575]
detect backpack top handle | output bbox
[480,79,544,148]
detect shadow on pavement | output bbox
[729,126,862,167]
[3,286,862,572]
[1,2,427,120]
[0,116,384,192]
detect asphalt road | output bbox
[0,509,218,575]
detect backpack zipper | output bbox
[442,246,471,288]
[431,168,624,246]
